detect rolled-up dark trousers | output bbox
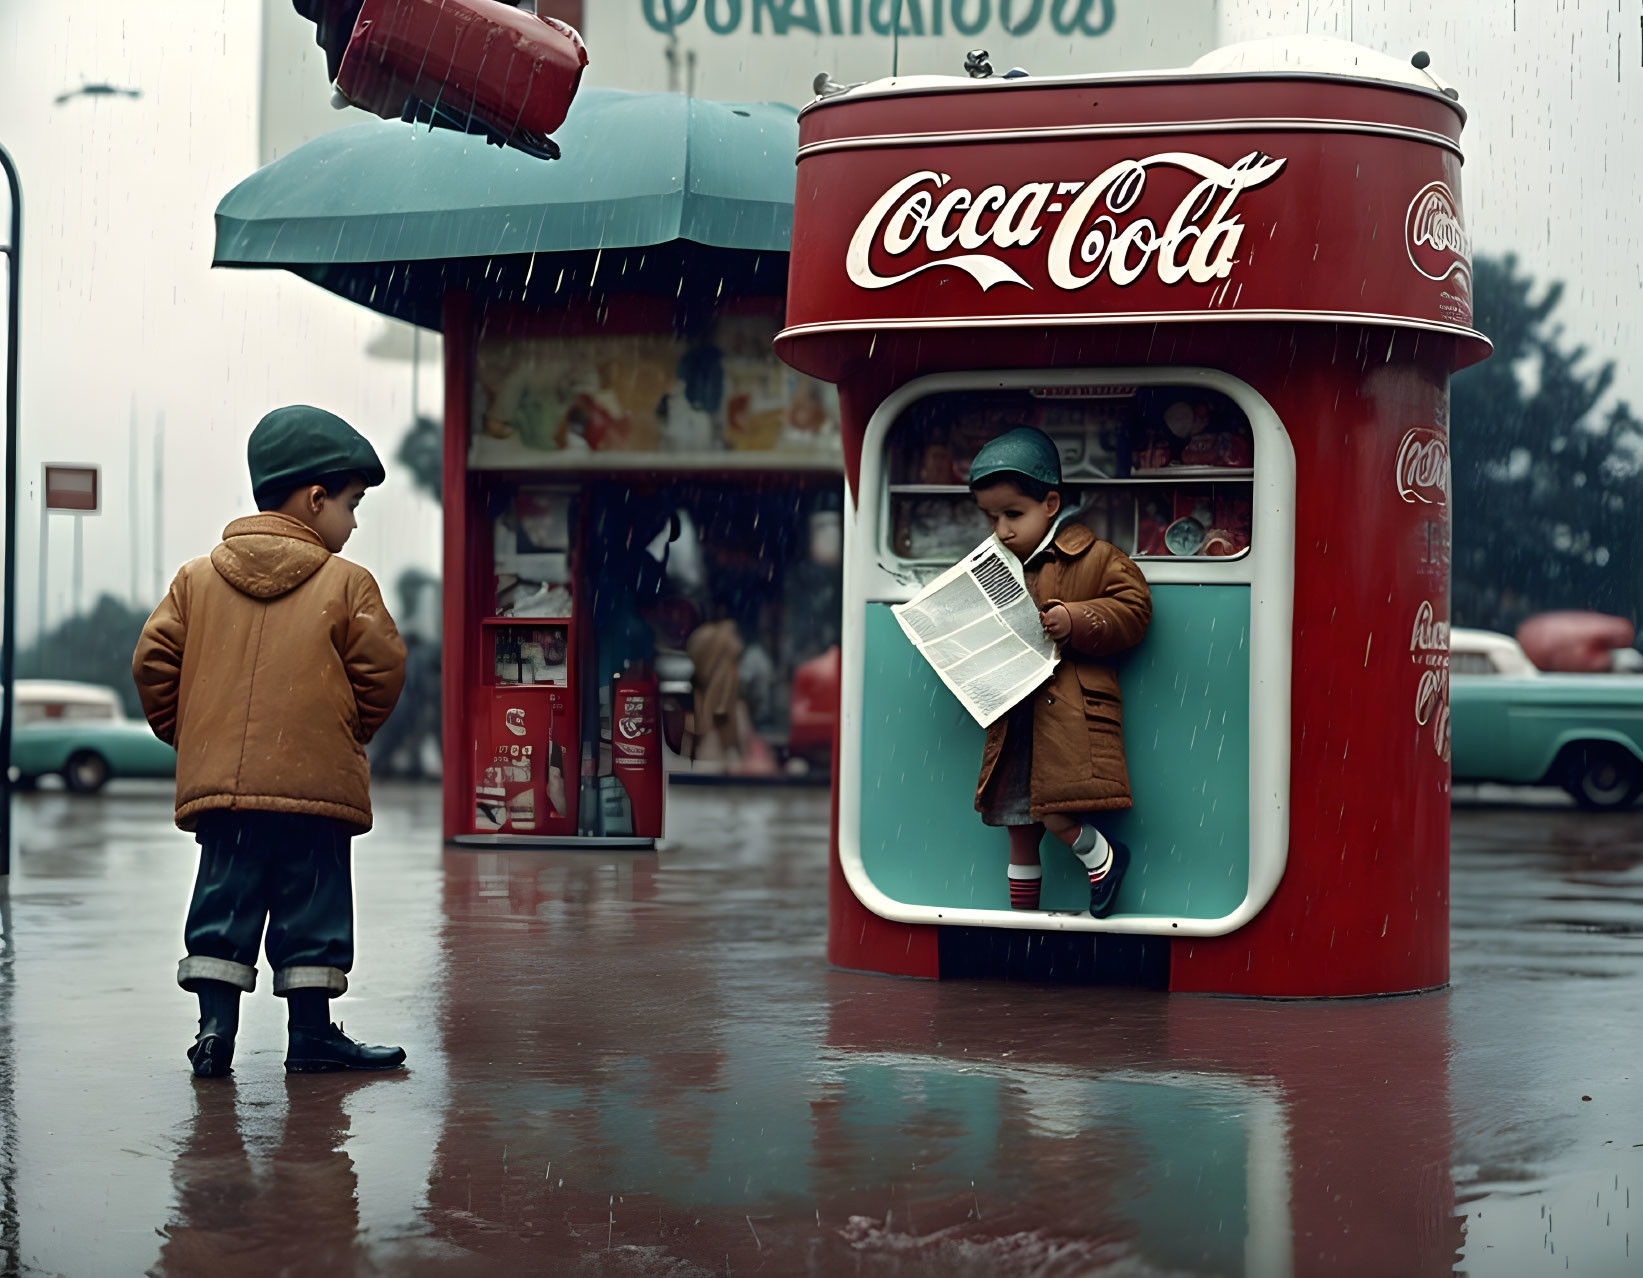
[176,811,355,997]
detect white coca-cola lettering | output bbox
[1411,193,1468,256]
[1409,599,1452,763]
[1396,428,1450,505]
[1409,599,1450,654]
[846,151,1286,294]
[1413,667,1451,763]
[1414,668,1446,726]
[1404,181,1471,284]
[1048,152,1285,289]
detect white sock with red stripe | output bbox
[1070,825,1114,881]
[1007,863,1042,910]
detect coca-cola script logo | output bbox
[846,151,1287,293]
[1414,666,1451,763]
[1404,181,1471,285]
[1409,600,1451,763]
[1396,427,1450,506]
[1410,599,1450,656]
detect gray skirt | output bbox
[980,698,1035,827]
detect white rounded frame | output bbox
[840,366,1296,936]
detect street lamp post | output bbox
[0,144,20,880]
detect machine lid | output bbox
[1190,35,1459,102]
[806,35,1464,121]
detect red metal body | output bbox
[337,0,586,143]
[778,56,1488,997]
[611,669,664,838]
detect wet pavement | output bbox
[0,782,1638,1277]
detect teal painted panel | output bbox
[858,585,1251,919]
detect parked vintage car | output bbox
[9,680,175,793]
[1450,628,1643,809]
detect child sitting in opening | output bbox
[969,427,1152,916]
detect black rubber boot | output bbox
[1089,837,1132,919]
[187,980,241,1079]
[284,989,406,1073]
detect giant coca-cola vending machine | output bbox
[775,35,1489,997]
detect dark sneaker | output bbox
[187,1032,235,1078]
[1089,838,1132,919]
[285,1023,407,1074]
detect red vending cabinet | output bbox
[450,475,613,845]
[775,35,1490,996]
[610,668,665,839]
[471,619,577,837]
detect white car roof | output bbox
[14,680,124,705]
[1450,628,1538,676]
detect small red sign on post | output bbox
[44,465,99,513]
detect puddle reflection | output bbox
[411,847,1462,1274]
[5,790,1635,1276]
[158,1074,403,1273]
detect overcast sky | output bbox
[0,1,443,645]
[0,0,1639,646]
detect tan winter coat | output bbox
[132,513,406,833]
[976,523,1152,818]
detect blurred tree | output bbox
[19,594,151,718]
[1451,253,1643,634]
[398,414,443,504]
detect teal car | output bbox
[10,680,176,794]
[1450,629,1643,809]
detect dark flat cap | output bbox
[248,405,385,501]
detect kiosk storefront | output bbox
[445,289,844,847]
[212,87,846,849]
[775,35,1490,997]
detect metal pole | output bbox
[71,512,82,618]
[129,395,140,605]
[1,145,22,879]
[36,481,45,653]
[152,411,164,600]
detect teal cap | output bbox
[248,405,385,503]
[968,426,1061,489]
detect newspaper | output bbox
[892,536,1058,728]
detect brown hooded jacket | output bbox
[975,523,1152,818]
[132,513,406,832]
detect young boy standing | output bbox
[968,427,1152,917]
[133,405,409,1077]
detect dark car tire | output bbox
[1561,743,1643,810]
[63,751,111,795]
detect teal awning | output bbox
[217,87,799,263]
[212,88,799,326]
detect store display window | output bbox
[884,386,1255,567]
[493,487,574,617]
[491,624,569,686]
